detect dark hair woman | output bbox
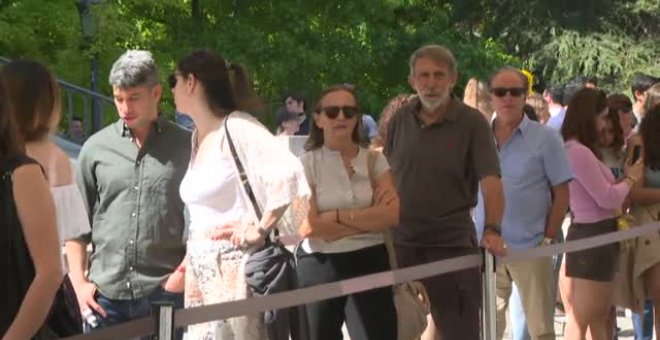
[559,88,644,339]
[0,65,63,339]
[1,60,91,274]
[171,49,310,339]
[296,85,399,339]
[621,104,660,336]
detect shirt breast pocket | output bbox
[502,152,540,184]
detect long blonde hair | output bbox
[463,77,492,119]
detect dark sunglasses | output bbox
[320,106,359,119]
[167,74,177,89]
[491,87,526,97]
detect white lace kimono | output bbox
[184,111,310,340]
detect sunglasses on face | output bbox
[491,87,526,97]
[167,74,177,89]
[320,106,359,119]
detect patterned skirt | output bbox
[184,237,267,340]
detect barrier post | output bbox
[481,249,496,340]
[151,301,174,340]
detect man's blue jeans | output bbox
[92,286,184,339]
[510,284,531,340]
[632,300,654,340]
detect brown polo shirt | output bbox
[384,96,500,247]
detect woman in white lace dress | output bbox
[1,60,91,274]
[170,50,310,340]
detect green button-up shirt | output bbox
[75,117,191,300]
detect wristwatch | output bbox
[484,223,502,236]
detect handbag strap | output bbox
[224,117,278,240]
[366,148,399,270]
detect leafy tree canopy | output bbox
[2,0,656,129]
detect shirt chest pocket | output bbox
[501,152,541,183]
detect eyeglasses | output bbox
[491,87,526,97]
[320,106,359,119]
[168,74,177,89]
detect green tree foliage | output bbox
[451,0,660,92]
[1,0,515,128]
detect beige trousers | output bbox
[496,256,556,340]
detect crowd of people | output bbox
[1,43,659,340]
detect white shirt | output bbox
[180,152,248,236]
[301,146,388,253]
[51,184,91,271]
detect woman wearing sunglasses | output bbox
[297,85,399,340]
[170,50,310,339]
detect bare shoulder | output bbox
[12,163,47,187]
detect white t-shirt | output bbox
[301,146,388,254]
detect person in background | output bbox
[372,93,416,150]
[547,79,586,132]
[631,73,658,128]
[463,77,493,120]
[575,75,598,89]
[174,111,195,130]
[621,89,660,340]
[297,84,398,340]
[275,106,301,136]
[559,88,644,340]
[284,91,309,136]
[606,94,635,140]
[67,50,190,337]
[598,109,626,179]
[643,84,660,112]
[1,60,91,271]
[543,85,564,121]
[68,116,87,144]
[361,114,378,142]
[0,72,63,340]
[523,103,539,122]
[527,92,550,124]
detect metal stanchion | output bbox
[481,249,496,340]
[151,301,175,340]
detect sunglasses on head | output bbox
[320,106,359,119]
[167,74,177,89]
[491,87,526,97]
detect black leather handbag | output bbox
[224,117,308,340]
[1,156,82,339]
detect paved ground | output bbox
[503,311,639,340]
[340,312,640,339]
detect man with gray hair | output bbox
[384,44,506,339]
[65,50,190,336]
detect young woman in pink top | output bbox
[559,88,644,340]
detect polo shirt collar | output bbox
[491,113,530,137]
[118,115,165,138]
